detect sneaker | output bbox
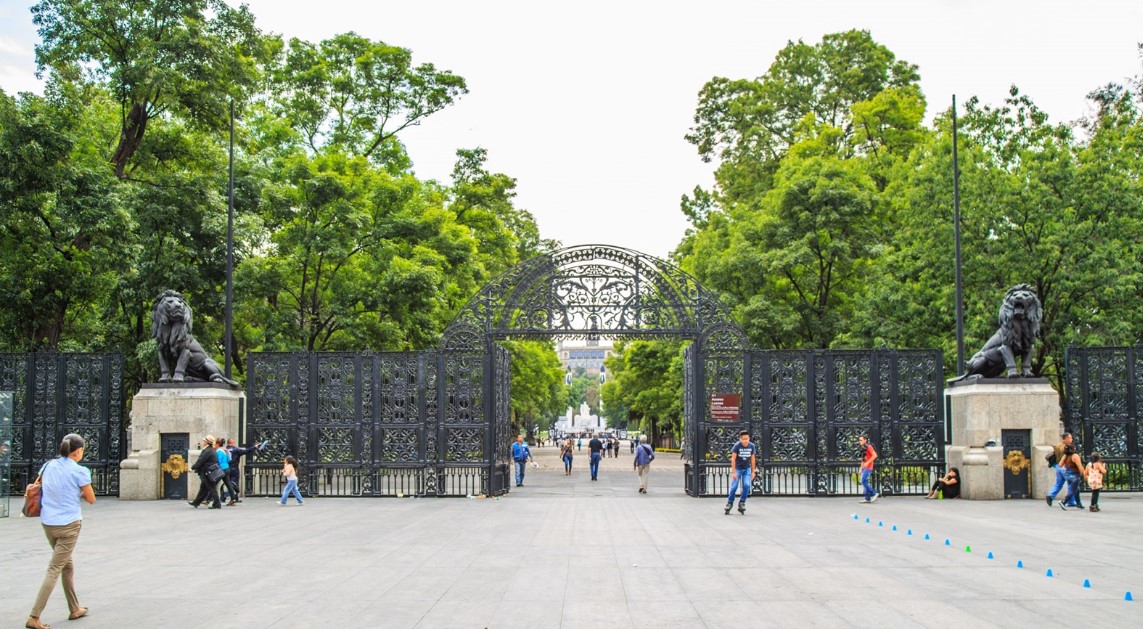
[724,504,732,515]
[1058,502,1067,511]
[870,493,879,503]
[858,499,871,504]
[1045,496,1053,506]
[1089,506,1097,512]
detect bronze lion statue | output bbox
[152,290,237,386]
[954,284,1042,380]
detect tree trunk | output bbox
[111,102,149,178]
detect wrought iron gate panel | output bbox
[1065,346,1141,491]
[1,352,123,496]
[688,349,944,497]
[247,349,505,497]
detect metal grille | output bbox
[686,349,945,497]
[0,352,124,496]
[1065,346,1141,491]
[245,350,508,497]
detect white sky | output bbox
[2,1,1141,259]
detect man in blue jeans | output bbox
[725,430,757,515]
[512,435,533,487]
[1045,433,1082,507]
[588,434,603,480]
[858,435,878,504]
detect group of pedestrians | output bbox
[186,434,303,508]
[550,434,657,492]
[189,435,253,508]
[1046,433,1107,512]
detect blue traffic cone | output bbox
[924,533,930,540]
[944,539,951,546]
[865,517,870,523]
[987,552,993,559]
[907,529,913,536]
[854,514,859,520]
[1046,569,1054,577]
[1125,591,1133,601]
[1083,579,1091,588]
[1017,560,1024,568]
[878,521,883,527]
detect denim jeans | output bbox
[563,455,573,472]
[589,452,601,479]
[1047,465,1066,499]
[280,478,303,504]
[861,468,875,500]
[727,468,752,505]
[1063,469,1081,506]
[514,460,527,486]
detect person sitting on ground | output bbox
[925,467,960,499]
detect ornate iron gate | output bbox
[0,352,125,496]
[1065,346,1141,491]
[686,349,945,497]
[245,245,945,497]
[245,342,511,497]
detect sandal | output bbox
[69,607,88,620]
[25,617,51,629]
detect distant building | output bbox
[556,338,614,376]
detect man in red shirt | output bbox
[858,435,878,504]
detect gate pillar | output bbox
[946,379,1060,499]
[120,383,243,500]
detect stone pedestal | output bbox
[120,383,244,500]
[945,379,1062,500]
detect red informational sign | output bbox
[710,393,741,422]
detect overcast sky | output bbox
[2,1,1141,259]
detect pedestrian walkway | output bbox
[2,445,1139,628]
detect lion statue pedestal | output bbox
[119,383,244,500]
[945,379,1061,500]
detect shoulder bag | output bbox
[22,461,50,518]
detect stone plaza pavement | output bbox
[2,444,1140,628]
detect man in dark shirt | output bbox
[223,439,260,504]
[724,430,757,515]
[188,435,221,509]
[588,435,604,480]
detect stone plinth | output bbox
[120,383,244,500]
[945,378,1061,500]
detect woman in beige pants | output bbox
[27,433,96,629]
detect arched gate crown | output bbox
[442,244,747,344]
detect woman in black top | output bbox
[925,467,960,499]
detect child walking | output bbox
[280,455,304,505]
[1086,452,1107,512]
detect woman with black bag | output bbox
[188,435,222,509]
[26,433,95,629]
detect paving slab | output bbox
[2,445,1140,628]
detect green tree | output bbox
[502,340,564,434]
[678,31,925,349]
[449,148,558,275]
[602,341,684,443]
[847,86,1143,386]
[685,29,920,208]
[0,83,133,349]
[32,0,273,178]
[268,32,467,162]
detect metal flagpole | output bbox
[225,99,235,379]
[952,95,965,376]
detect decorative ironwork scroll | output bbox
[443,244,739,341]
